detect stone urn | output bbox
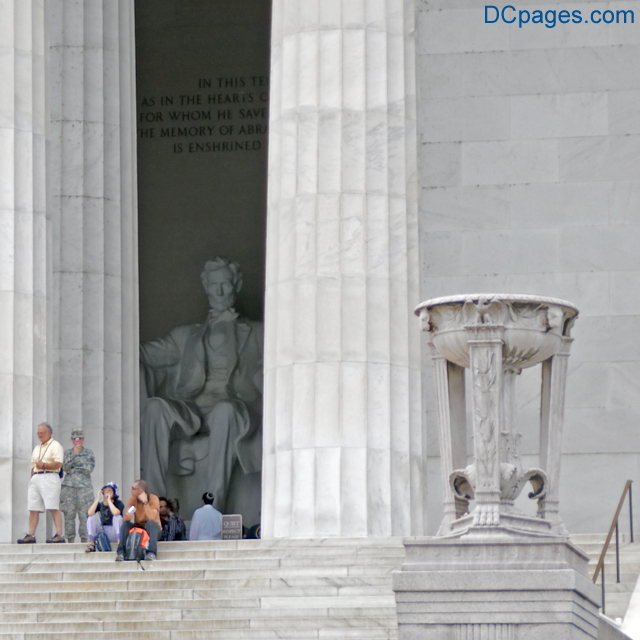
[416,294,578,536]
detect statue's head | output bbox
[201,257,243,312]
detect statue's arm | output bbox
[140,326,191,399]
[140,332,181,368]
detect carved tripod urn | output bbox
[416,294,578,536]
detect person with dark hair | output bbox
[159,496,186,541]
[188,492,222,541]
[17,423,65,544]
[115,479,161,561]
[168,498,180,514]
[85,482,125,552]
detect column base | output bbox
[394,532,603,639]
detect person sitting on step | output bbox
[115,479,161,562]
[159,496,187,541]
[85,482,125,552]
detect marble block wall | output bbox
[417,1,640,534]
[263,0,424,537]
[0,0,49,542]
[48,0,139,495]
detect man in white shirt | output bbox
[188,492,222,540]
[17,423,65,544]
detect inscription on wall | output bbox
[138,76,269,154]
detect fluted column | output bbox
[431,349,466,535]
[0,0,49,542]
[263,0,422,537]
[48,1,139,491]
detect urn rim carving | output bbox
[416,293,579,370]
[415,293,579,317]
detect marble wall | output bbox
[135,0,271,343]
[417,1,640,534]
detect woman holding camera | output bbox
[85,482,125,552]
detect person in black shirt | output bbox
[159,496,187,541]
[85,482,125,552]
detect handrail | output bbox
[593,480,634,584]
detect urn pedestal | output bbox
[393,294,618,640]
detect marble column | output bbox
[0,0,49,542]
[48,0,139,493]
[539,337,573,535]
[263,0,422,537]
[430,349,466,535]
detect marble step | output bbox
[0,556,401,574]
[0,564,398,583]
[0,592,397,612]
[0,548,405,564]
[0,538,406,552]
[0,612,399,630]
[0,575,393,593]
[0,604,399,620]
[0,629,398,640]
[0,584,393,604]
[571,534,633,546]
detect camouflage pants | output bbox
[60,486,94,540]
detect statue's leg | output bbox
[141,397,201,496]
[204,400,244,513]
[141,398,174,496]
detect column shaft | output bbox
[540,338,572,533]
[466,326,504,526]
[263,0,422,537]
[431,350,466,534]
[0,0,49,541]
[48,0,139,491]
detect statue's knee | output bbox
[211,400,236,421]
[144,397,171,421]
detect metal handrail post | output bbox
[602,563,606,615]
[630,482,634,543]
[616,522,620,583]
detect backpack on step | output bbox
[124,527,150,561]
[94,530,111,552]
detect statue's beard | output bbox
[208,297,235,313]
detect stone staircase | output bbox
[0,538,404,640]
[571,533,640,622]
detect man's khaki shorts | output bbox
[28,473,62,512]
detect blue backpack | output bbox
[94,531,111,552]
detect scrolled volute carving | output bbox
[450,464,547,520]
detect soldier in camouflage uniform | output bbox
[60,428,96,542]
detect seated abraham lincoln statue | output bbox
[139,257,263,513]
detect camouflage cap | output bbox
[71,428,84,439]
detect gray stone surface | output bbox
[394,535,602,639]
